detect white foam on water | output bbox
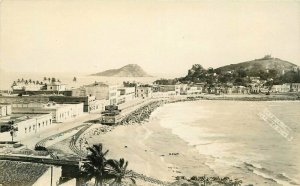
[154,100,300,185]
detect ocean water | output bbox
[154,100,300,185]
[0,71,157,90]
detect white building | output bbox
[186,86,202,95]
[11,102,84,123]
[291,83,300,92]
[117,87,136,104]
[72,82,118,105]
[0,104,12,117]
[271,84,290,93]
[159,85,181,95]
[0,113,53,140]
[136,87,152,98]
[46,82,66,91]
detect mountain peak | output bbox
[91,64,151,77]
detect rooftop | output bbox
[0,113,51,125]
[0,160,49,185]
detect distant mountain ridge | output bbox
[91,64,151,77]
[216,55,298,72]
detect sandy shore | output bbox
[87,119,215,184]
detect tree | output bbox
[73,77,77,82]
[51,78,56,83]
[44,77,47,81]
[12,81,17,86]
[123,81,137,87]
[80,144,109,186]
[105,158,136,186]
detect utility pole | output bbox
[50,166,53,186]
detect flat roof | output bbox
[0,113,51,125]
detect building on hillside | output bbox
[12,102,84,123]
[72,82,118,105]
[186,86,202,95]
[232,86,249,94]
[136,87,152,98]
[249,77,261,83]
[0,104,12,117]
[179,84,188,95]
[291,83,300,92]
[271,84,290,93]
[248,84,260,94]
[224,87,233,94]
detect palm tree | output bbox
[105,158,136,186]
[80,143,109,186]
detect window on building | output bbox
[50,119,52,124]
[29,126,31,132]
[25,128,27,133]
[39,123,41,128]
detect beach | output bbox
[84,100,300,185]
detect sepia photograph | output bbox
[0,0,300,185]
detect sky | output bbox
[0,0,300,77]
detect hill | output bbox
[179,55,300,85]
[216,55,297,73]
[91,64,151,77]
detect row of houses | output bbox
[271,83,300,93]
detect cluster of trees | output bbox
[13,79,45,86]
[43,77,61,83]
[80,144,135,186]
[123,81,152,87]
[154,79,179,85]
[123,81,137,87]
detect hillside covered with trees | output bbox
[156,56,300,86]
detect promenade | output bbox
[0,113,100,153]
